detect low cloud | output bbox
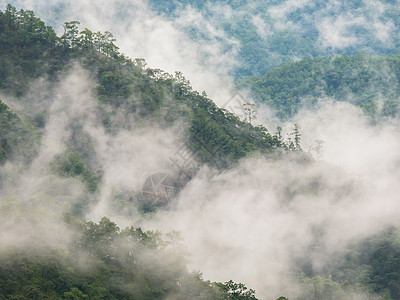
[268,0,311,18]
[319,14,365,49]
[125,100,400,298]
[0,64,181,251]
[3,1,400,299]
[251,15,271,38]
[1,0,239,106]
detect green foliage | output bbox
[64,287,89,300]
[0,5,291,170]
[358,229,400,299]
[4,4,400,300]
[0,217,258,299]
[217,280,257,299]
[0,98,39,164]
[245,53,400,120]
[51,152,101,193]
[0,4,60,95]
[0,6,297,298]
[61,21,80,48]
[148,0,400,79]
[0,5,123,98]
[300,276,346,300]
[292,227,400,299]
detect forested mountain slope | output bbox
[3,4,400,300]
[243,52,400,120]
[148,0,400,78]
[0,5,288,299]
[146,0,400,123]
[0,4,289,170]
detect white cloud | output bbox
[317,0,397,50]
[319,14,365,49]
[1,0,239,106]
[252,15,271,38]
[132,100,400,298]
[3,1,400,298]
[268,0,311,21]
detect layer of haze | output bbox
[0,65,180,252]
[4,67,396,298]
[0,0,238,106]
[2,1,400,299]
[138,103,400,298]
[4,0,400,101]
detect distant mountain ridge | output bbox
[243,52,400,120]
[3,4,400,300]
[148,0,400,78]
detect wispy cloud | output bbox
[3,1,400,298]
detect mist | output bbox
[0,64,181,252]
[114,99,400,299]
[0,0,239,107]
[5,70,395,298]
[2,1,400,299]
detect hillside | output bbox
[148,0,400,78]
[3,4,400,300]
[0,4,291,169]
[0,5,286,299]
[243,52,400,120]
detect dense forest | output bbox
[147,0,400,121]
[243,53,400,120]
[0,4,281,299]
[148,0,400,78]
[2,3,400,300]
